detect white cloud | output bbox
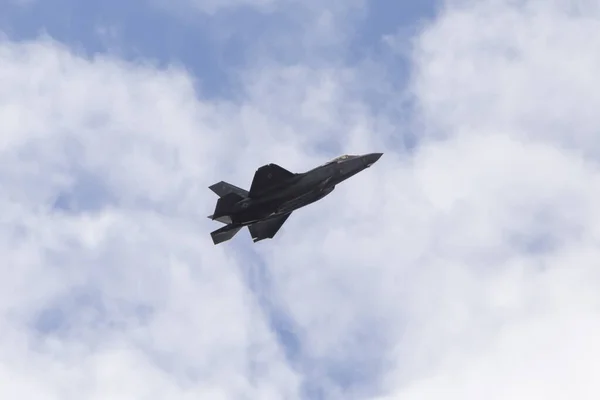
[3,0,600,398]
[372,0,600,398]
[0,33,395,399]
[0,38,305,399]
[412,0,600,154]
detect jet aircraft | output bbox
[207,152,383,244]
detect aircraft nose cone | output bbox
[364,152,383,166]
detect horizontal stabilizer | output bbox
[209,181,248,198]
[248,212,291,242]
[211,224,243,245]
[249,164,295,197]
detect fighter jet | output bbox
[207,152,383,244]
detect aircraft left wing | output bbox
[248,213,292,242]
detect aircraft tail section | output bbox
[209,181,249,198]
[211,224,243,245]
[212,192,244,219]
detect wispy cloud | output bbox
[376,0,600,398]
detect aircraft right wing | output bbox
[248,213,292,242]
[249,164,295,197]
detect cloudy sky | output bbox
[2,0,600,398]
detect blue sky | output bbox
[2,0,600,399]
[1,0,436,97]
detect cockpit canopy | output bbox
[331,155,350,162]
[318,154,358,167]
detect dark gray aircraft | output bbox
[207,152,383,244]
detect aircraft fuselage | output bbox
[208,152,382,244]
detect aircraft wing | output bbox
[248,213,292,242]
[249,163,295,196]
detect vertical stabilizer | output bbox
[212,192,244,219]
